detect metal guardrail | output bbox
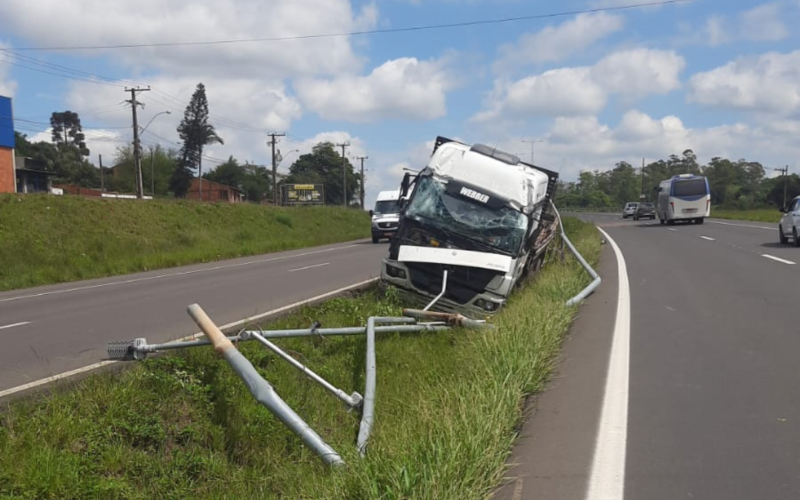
[551,201,602,306]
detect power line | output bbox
[7,0,692,52]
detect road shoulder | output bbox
[493,241,619,500]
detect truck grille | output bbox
[378,222,398,229]
[406,263,501,305]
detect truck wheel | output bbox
[779,225,788,244]
[660,218,665,225]
[667,219,675,225]
[696,218,704,225]
[372,235,380,244]
[794,227,800,248]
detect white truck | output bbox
[380,136,559,318]
[370,190,401,243]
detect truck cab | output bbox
[380,137,558,318]
[370,190,401,243]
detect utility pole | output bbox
[150,148,156,197]
[356,155,368,210]
[99,154,105,192]
[521,139,543,165]
[774,165,789,208]
[641,157,645,200]
[267,133,286,205]
[125,86,150,199]
[336,142,350,207]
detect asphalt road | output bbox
[497,213,800,500]
[0,239,388,393]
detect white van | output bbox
[656,174,711,225]
[370,190,401,243]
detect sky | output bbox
[1,0,799,207]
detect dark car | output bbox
[634,202,656,220]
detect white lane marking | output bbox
[586,229,630,500]
[708,220,776,231]
[700,236,715,241]
[0,244,361,304]
[0,321,30,330]
[761,254,796,265]
[0,277,379,400]
[667,228,677,232]
[288,262,329,272]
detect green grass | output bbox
[0,217,601,500]
[0,194,370,291]
[710,207,782,223]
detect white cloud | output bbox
[474,48,684,122]
[0,42,17,97]
[295,56,454,123]
[688,49,800,116]
[0,0,377,79]
[493,12,623,72]
[703,2,787,46]
[65,76,303,167]
[477,110,800,182]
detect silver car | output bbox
[622,202,639,219]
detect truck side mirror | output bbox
[400,172,412,197]
[369,210,374,217]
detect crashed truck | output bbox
[380,136,559,318]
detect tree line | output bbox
[554,149,800,210]
[13,82,364,206]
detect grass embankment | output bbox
[0,194,369,291]
[710,208,781,223]
[0,218,601,500]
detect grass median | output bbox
[710,208,781,223]
[0,217,600,500]
[0,194,370,292]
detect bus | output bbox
[656,174,711,225]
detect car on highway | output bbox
[633,202,656,220]
[623,202,639,219]
[778,195,800,247]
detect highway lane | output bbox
[585,214,800,499]
[0,239,388,393]
[496,213,800,499]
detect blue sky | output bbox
[1,0,799,207]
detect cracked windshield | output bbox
[405,176,527,254]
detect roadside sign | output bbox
[282,183,324,205]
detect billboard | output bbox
[0,96,13,149]
[282,183,324,205]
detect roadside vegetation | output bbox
[555,149,798,213]
[709,208,781,223]
[0,217,600,500]
[0,194,369,291]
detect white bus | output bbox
[656,174,711,225]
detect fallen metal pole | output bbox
[356,316,412,455]
[254,323,449,339]
[402,309,490,329]
[551,201,602,306]
[187,303,345,467]
[245,330,363,409]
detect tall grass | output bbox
[710,207,782,223]
[0,194,369,291]
[0,217,600,500]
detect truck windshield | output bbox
[374,200,399,215]
[405,176,527,255]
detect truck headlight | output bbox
[385,265,406,279]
